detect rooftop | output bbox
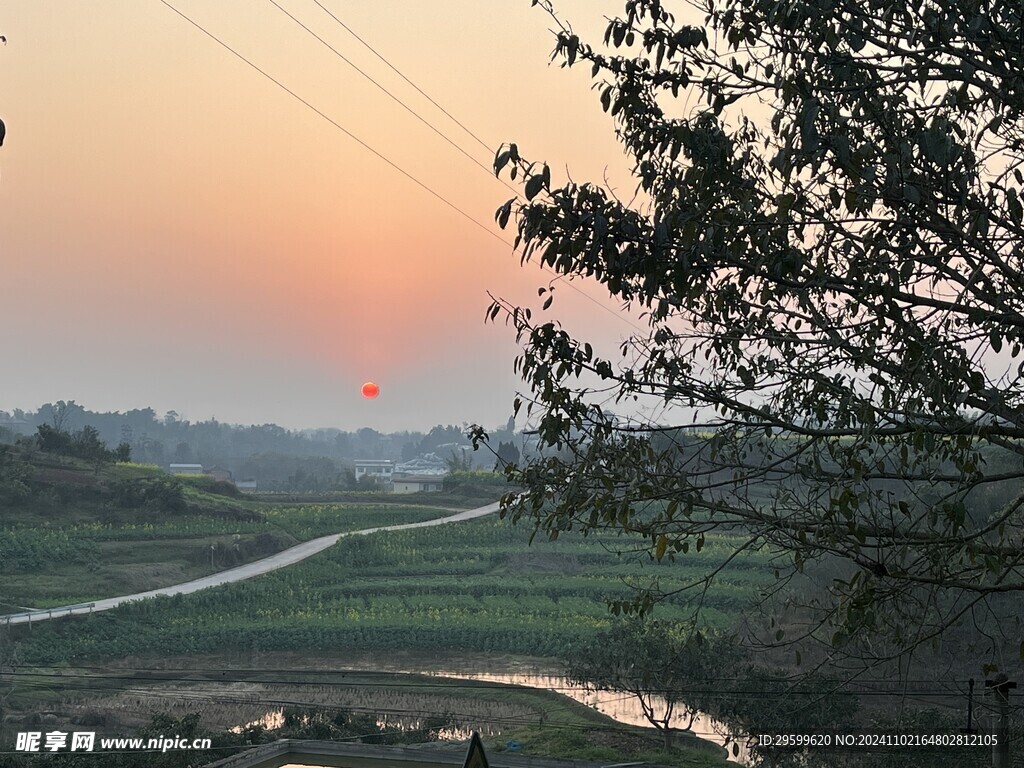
[395,458,448,475]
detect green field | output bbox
[8,517,776,663]
[0,451,767,767]
[0,505,454,609]
[0,457,460,610]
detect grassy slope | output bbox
[0,454,457,610]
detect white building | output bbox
[168,463,204,476]
[354,460,394,482]
[392,472,446,494]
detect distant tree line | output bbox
[35,423,131,465]
[0,402,523,492]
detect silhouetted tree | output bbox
[35,424,70,454]
[475,0,1024,670]
[567,619,740,750]
[494,440,521,469]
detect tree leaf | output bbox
[496,199,513,229]
[525,174,545,201]
[655,535,668,561]
[494,149,511,176]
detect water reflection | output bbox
[235,708,473,742]
[233,653,749,764]
[417,667,748,764]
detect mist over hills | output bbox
[0,401,520,492]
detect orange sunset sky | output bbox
[0,1,653,431]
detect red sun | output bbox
[361,381,380,399]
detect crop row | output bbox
[261,505,447,539]
[12,518,767,663]
[20,620,611,661]
[0,505,450,560]
[0,530,100,573]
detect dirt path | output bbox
[2,502,499,626]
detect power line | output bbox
[157,0,647,336]
[2,682,745,744]
[309,0,495,155]
[4,675,989,747]
[3,677,730,739]
[24,664,976,686]
[156,0,502,249]
[264,0,517,194]
[4,669,971,698]
[303,0,650,335]
[6,670,992,749]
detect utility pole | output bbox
[961,678,977,735]
[985,674,1016,768]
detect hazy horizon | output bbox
[0,1,648,432]
[0,396,518,434]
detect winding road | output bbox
[1,501,500,627]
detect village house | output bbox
[168,463,204,476]
[392,471,447,494]
[354,459,394,483]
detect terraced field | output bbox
[10,517,776,663]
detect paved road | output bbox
[1,502,500,627]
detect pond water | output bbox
[417,667,747,764]
[261,652,750,764]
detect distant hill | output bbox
[0,401,521,491]
[0,443,459,611]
